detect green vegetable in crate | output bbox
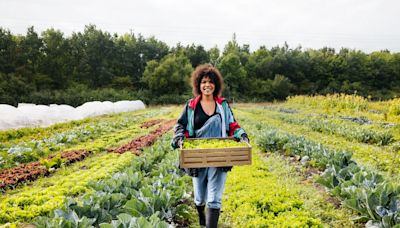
[183,139,248,149]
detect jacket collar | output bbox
[188,95,225,109]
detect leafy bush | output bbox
[257,127,400,227]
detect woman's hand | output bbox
[172,136,184,149]
[240,133,250,143]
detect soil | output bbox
[0,150,91,191]
[109,119,175,154]
[140,119,164,128]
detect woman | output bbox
[171,64,249,228]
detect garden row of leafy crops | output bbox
[0,108,180,224]
[0,108,172,170]
[220,116,356,227]
[257,126,400,227]
[235,108,400,176]
[0,149,91,191]
[231,95,400,227]
[276,113,394,146]
[0,117,174,191]
[285,94,400,124]
[0,152,135,224]
[0,108,154,144]
[32,134,191,228]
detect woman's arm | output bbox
[224,101,249,142]
[171,103,189,149]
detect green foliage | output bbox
[181,44,210,68]
[255,115,400,226]
[142,53,193,96]
[222,147,324,227]
[27,84,139,107]
[257,128,354,170]
[183,139,247,149]
[271,74,293,99]
[0,73,34,106]
[287,94,369,112]
[218,52,247,99]
[388,98,400,116]
[0,153,135,223]
[1,26,400,104]
[32,135,190,227]
[40,154,65,170]
[0,109,161,169]
[277,114,394,145]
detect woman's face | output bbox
[200,76,215,96]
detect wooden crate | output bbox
[179,137,252,168]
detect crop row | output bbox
[276,114,394,145]
[0,121,165,190]
[221,119,356,227]
[234,108,400,175]
[284,95,400,125]
[0,118,172,191]
[222,151,322,227]
[0,110,169,170]
[257,104,396,143]
[0,152,135,224]
[31,134,191,228]
[108,120,175,154]
[257,127,400,227]
[0,108,166,144]
[286,94,369,112]
[0,150,91,191]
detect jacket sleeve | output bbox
[224,101,246,139]
[171,102,189,149]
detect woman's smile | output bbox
[200,76,215,96]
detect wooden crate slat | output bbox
[183,152,205,158]
[179,137,252,168]
[183,157,204,163]
[206,151,246,157]
[206,157,227,162]
[230,155,250,161]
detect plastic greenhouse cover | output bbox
[0,100,145,131]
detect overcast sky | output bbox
[1,0,399,53]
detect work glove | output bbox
[171,136,184,149]
[240,133,250,143]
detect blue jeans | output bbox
[192,167,227,209]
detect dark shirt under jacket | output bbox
[194,101,217,130]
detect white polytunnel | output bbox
[0,100,146,131]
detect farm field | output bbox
[0,94,400,227]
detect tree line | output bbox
[0,25,399,106]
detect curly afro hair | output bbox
[191,63,224,97]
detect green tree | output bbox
[271,74,293,99]
[16,26,44,83]
[218,52,247,100]
[39,28,71,89]
[142,53,193,96]
[0,28,16,74]
[184,44,210,68]
[208,46,220,66]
